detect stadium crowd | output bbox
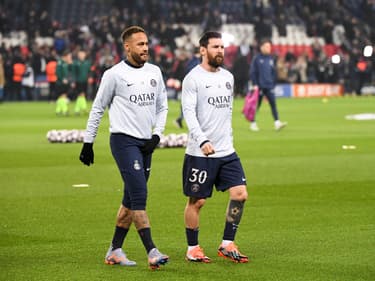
[0,0,373,102]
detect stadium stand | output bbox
[0,0,373,101]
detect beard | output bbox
[130,52,148,66]
[207,53,224,68]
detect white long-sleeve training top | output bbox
[181,65,235,158]
[84,61,168,143]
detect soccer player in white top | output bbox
[182,31,249,263]
[79,26,169,270]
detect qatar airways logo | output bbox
[207,95,232,108]
[129,93,155,106]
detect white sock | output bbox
[275,120,281,126]
[188,245,199,252]
[221,240,233,247]
[148,248,156,256]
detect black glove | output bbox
[79,143,94,166]
[140,135,160,155]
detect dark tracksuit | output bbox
[249,53,279,122]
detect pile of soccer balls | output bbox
[46,130,187,148]
[158,133,188,148]
[46,129,85,143]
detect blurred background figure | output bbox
[56,50,75,102]
[11,52,26,101]
[276,56,288,83]
[249,38,287,132]
[0,54,5,103]
[174,47,201,129]
[232,44,250,97]
[74,51,91,94]
[21,58,35,101]
[45,50,58,102]
[73,50,91,114]
[354,57,371,96]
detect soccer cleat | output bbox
[275,121,287,131]
[218,242,249,263]
[148,248,169,270]
[105,247,137,266]
[186,245,211,263]
[250,122,260,131]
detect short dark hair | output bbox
[62,49,71,57]
[259,38,272,46]
[121,26,146,43]
[199,31,222,48]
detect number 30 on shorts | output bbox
[189,168,208,184]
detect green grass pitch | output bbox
[1,96,374,281]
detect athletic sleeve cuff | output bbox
[199,140,210,148]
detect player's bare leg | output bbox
[116,205,133,228]
[133,210,169,269]
[184,198,211,262]
[218,185,249,263]
[105,205,136,266]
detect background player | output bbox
[249,38,287,131]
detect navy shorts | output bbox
[182,152,247,198]
[110,133,152,210]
